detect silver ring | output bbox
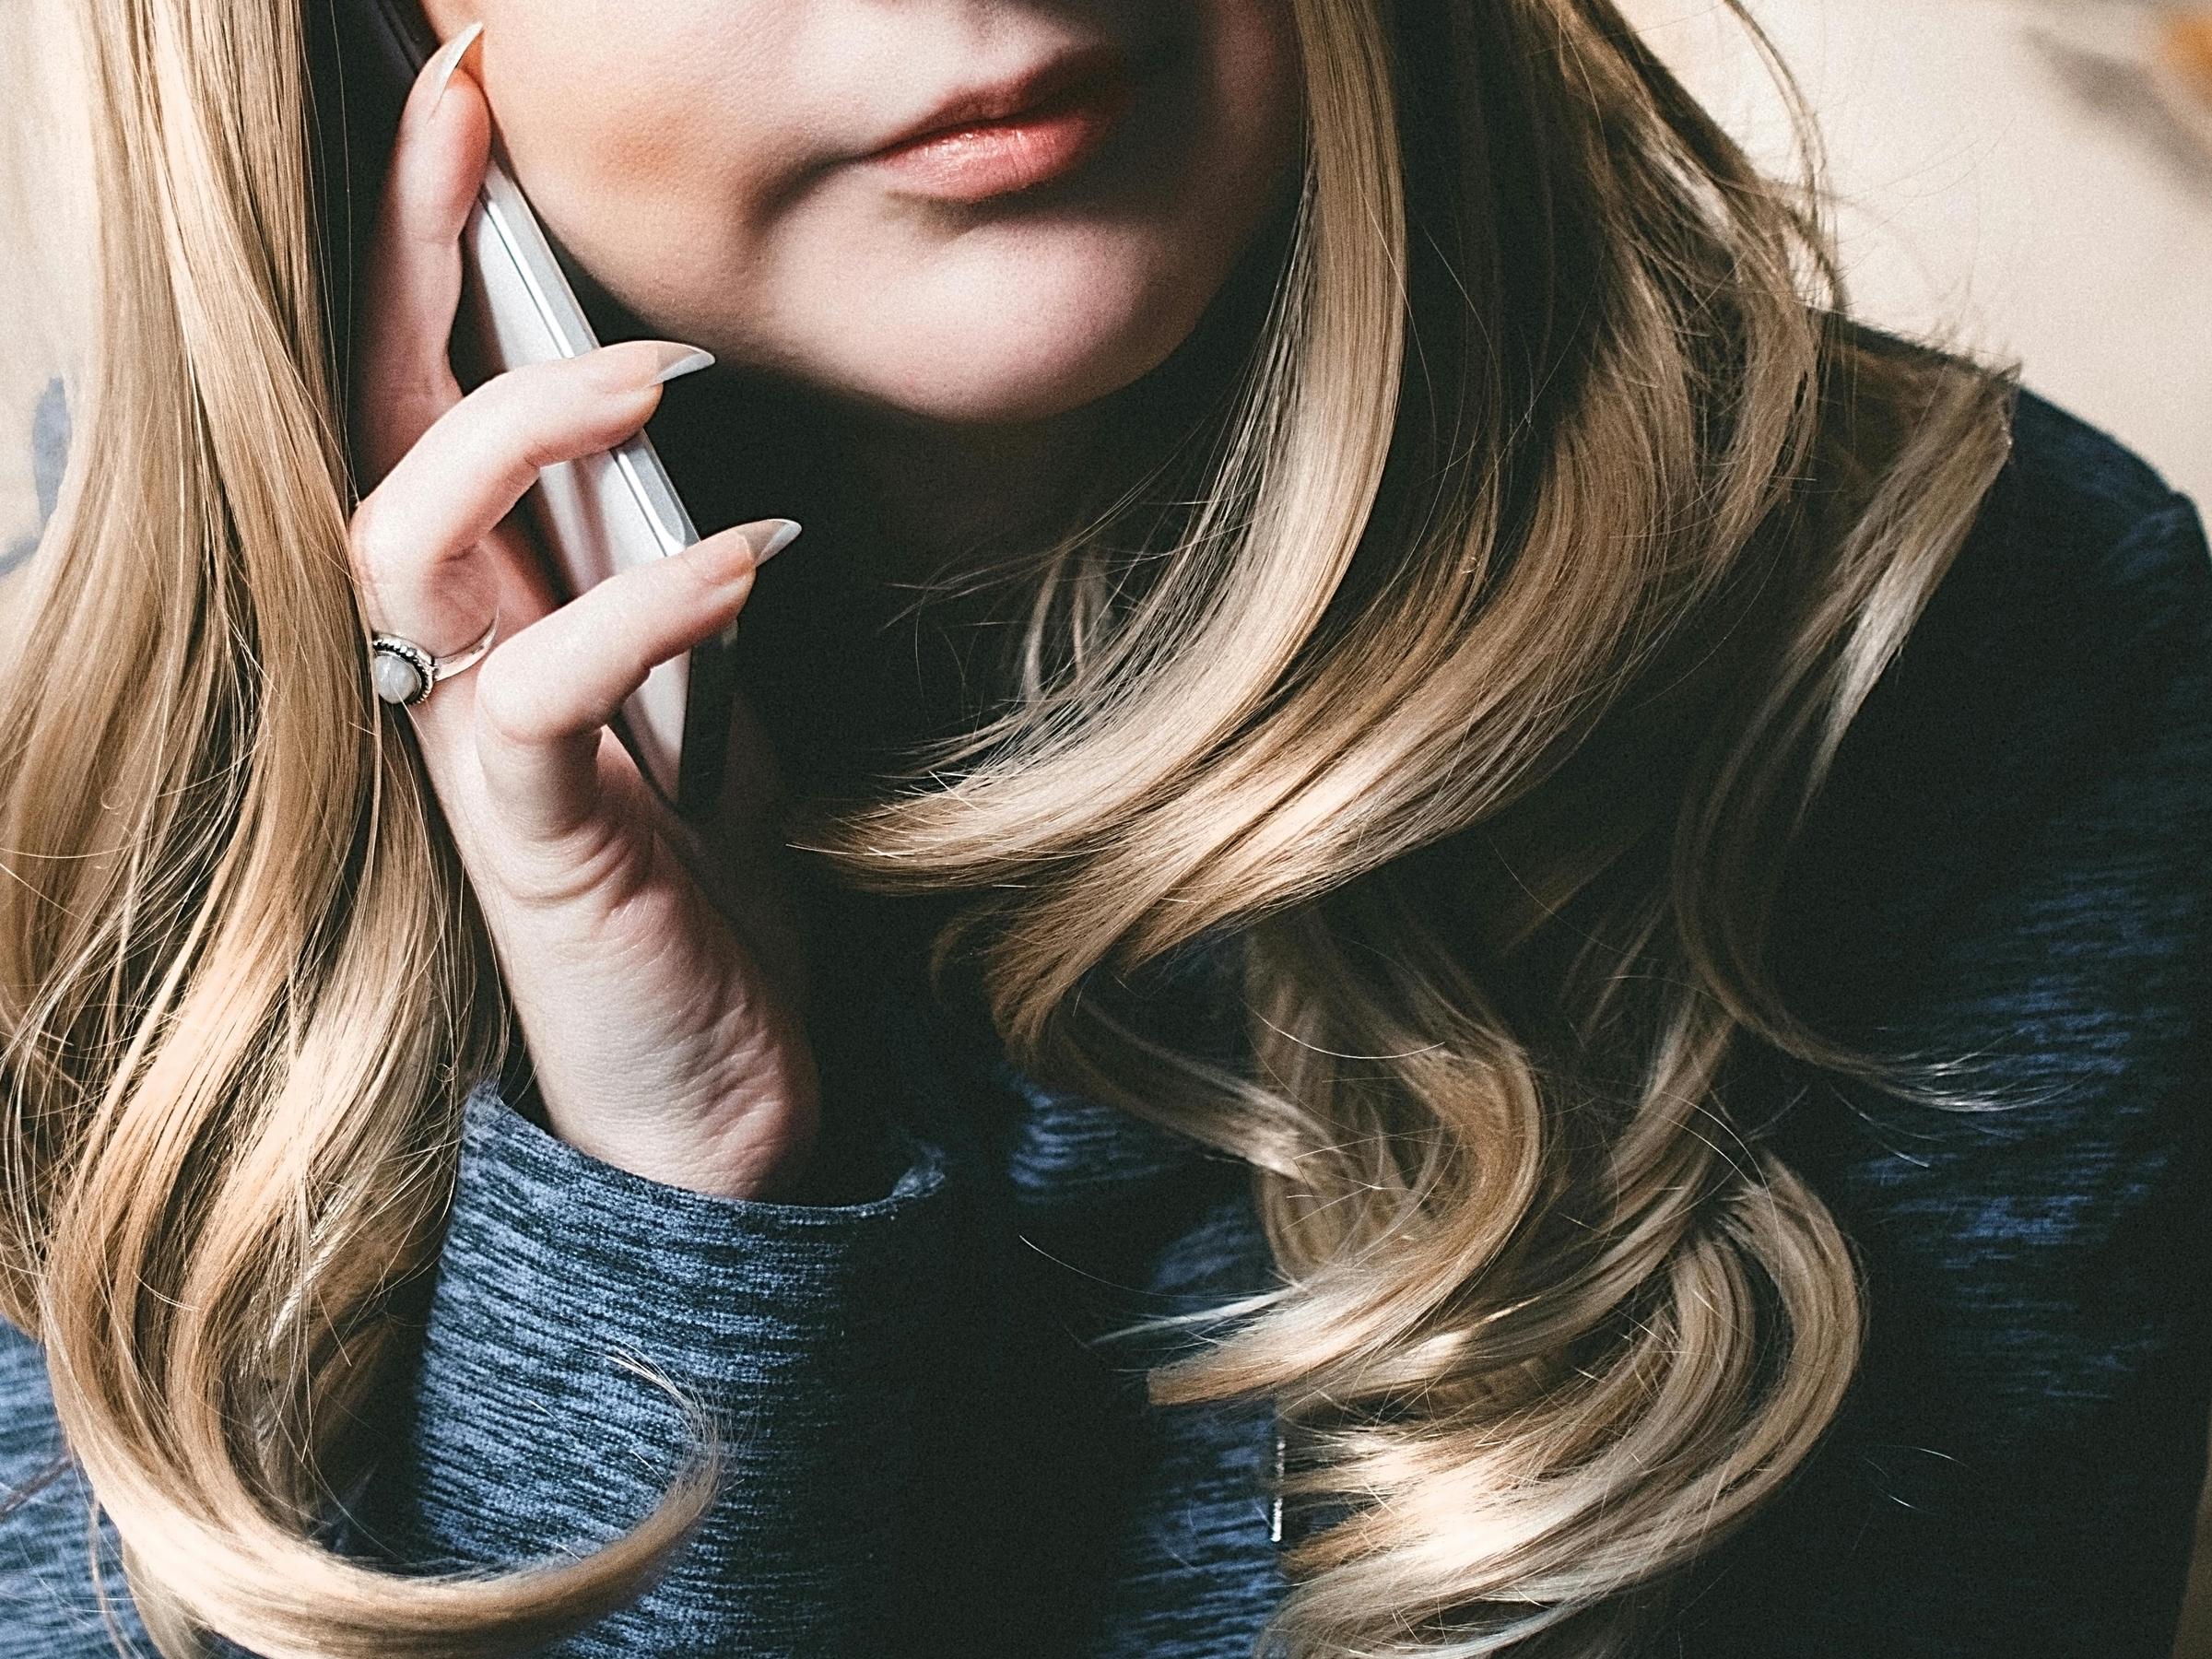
[370,615,499,708]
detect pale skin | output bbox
[347,3,1304,1197]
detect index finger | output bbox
[351,24,491,482]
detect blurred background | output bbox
[3,0,2211,1647]
[0,0,88,583]
[1620,0,2212,504]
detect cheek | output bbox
[1209,0,1305,183]
[469,2,810,333]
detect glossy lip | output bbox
[861,44,1136,202]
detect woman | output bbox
[0,0,2206,1653]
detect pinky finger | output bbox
[468,520,800,845]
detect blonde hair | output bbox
[0,0,2017,1654]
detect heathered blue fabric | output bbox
[1,385,2208,1657]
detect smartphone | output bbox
[359,0,735,818]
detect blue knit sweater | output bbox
[1,387,2207,1657]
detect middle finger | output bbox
[347,339,713,646]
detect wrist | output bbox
[514,1060,823,1202]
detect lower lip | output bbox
[863,78,1135,203]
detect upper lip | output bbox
[867,42,1130,155]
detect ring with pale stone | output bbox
[370,616,499,708]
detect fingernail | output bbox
[693,520,800,593]
[428,21,486,118]
[749,520,804,565]
[641,342,717,386]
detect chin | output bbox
[818,232,1215,425]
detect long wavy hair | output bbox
[0,0,2018,1653]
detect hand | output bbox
[346,28,819,1199]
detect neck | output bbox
[840,395,1117,570]
[647,365,1129,589]
[636,370,1111,791]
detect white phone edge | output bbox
[461,159,703,808]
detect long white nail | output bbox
[428,21,486,117]
[713,521,802,646]
[647,347,717,386]
[751,520,804,564]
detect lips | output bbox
[860,43,1137,202]
[873,43,1129,152]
